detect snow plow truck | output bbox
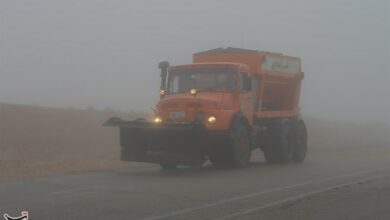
[104,47,307,169]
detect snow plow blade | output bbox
[103,117,210,166]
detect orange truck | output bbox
[104,47,307,169]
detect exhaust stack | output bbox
[158,61,170,99]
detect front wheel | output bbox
[210,122,251,168]
[229,122,252,168]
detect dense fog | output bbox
[1,0,389,123]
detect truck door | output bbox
[239,72,253,125]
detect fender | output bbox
[229,112,250,131]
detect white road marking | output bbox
[215,173,390,220]
[141,167,389,220]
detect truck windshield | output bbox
[167,67,236,94]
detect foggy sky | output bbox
[1,0,389,122]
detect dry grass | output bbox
[0,103,388,183]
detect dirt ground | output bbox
[0,103,389,183]
[0,103,149,183]
[242,176,390,220]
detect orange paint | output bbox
[156,48,303,130]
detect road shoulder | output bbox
[242,176,390,220]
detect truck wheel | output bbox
[263,119,294,163]
[229,122,252,168]
[292,120,307,163]
[210,122,251,168]
[160,163,177,170]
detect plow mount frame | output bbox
[104,117,227,166]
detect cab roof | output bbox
[169,62,249,71]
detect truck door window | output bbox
[168,75,180,93]
[240,73,251,92]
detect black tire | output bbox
[263,118,294,163]
[292,120,308,163]
[210,122,251,168]
[229,122,252,168]
[160,163,177,170]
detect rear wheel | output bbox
[263,118,294,163]
[292,120,307,163]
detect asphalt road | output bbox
[1,147,389,220]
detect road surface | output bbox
[1,146,389,220]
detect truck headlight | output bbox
[154,117,162,123]
[190,88,197,95]
[207,116,216,124]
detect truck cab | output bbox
[156,63,253,131]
